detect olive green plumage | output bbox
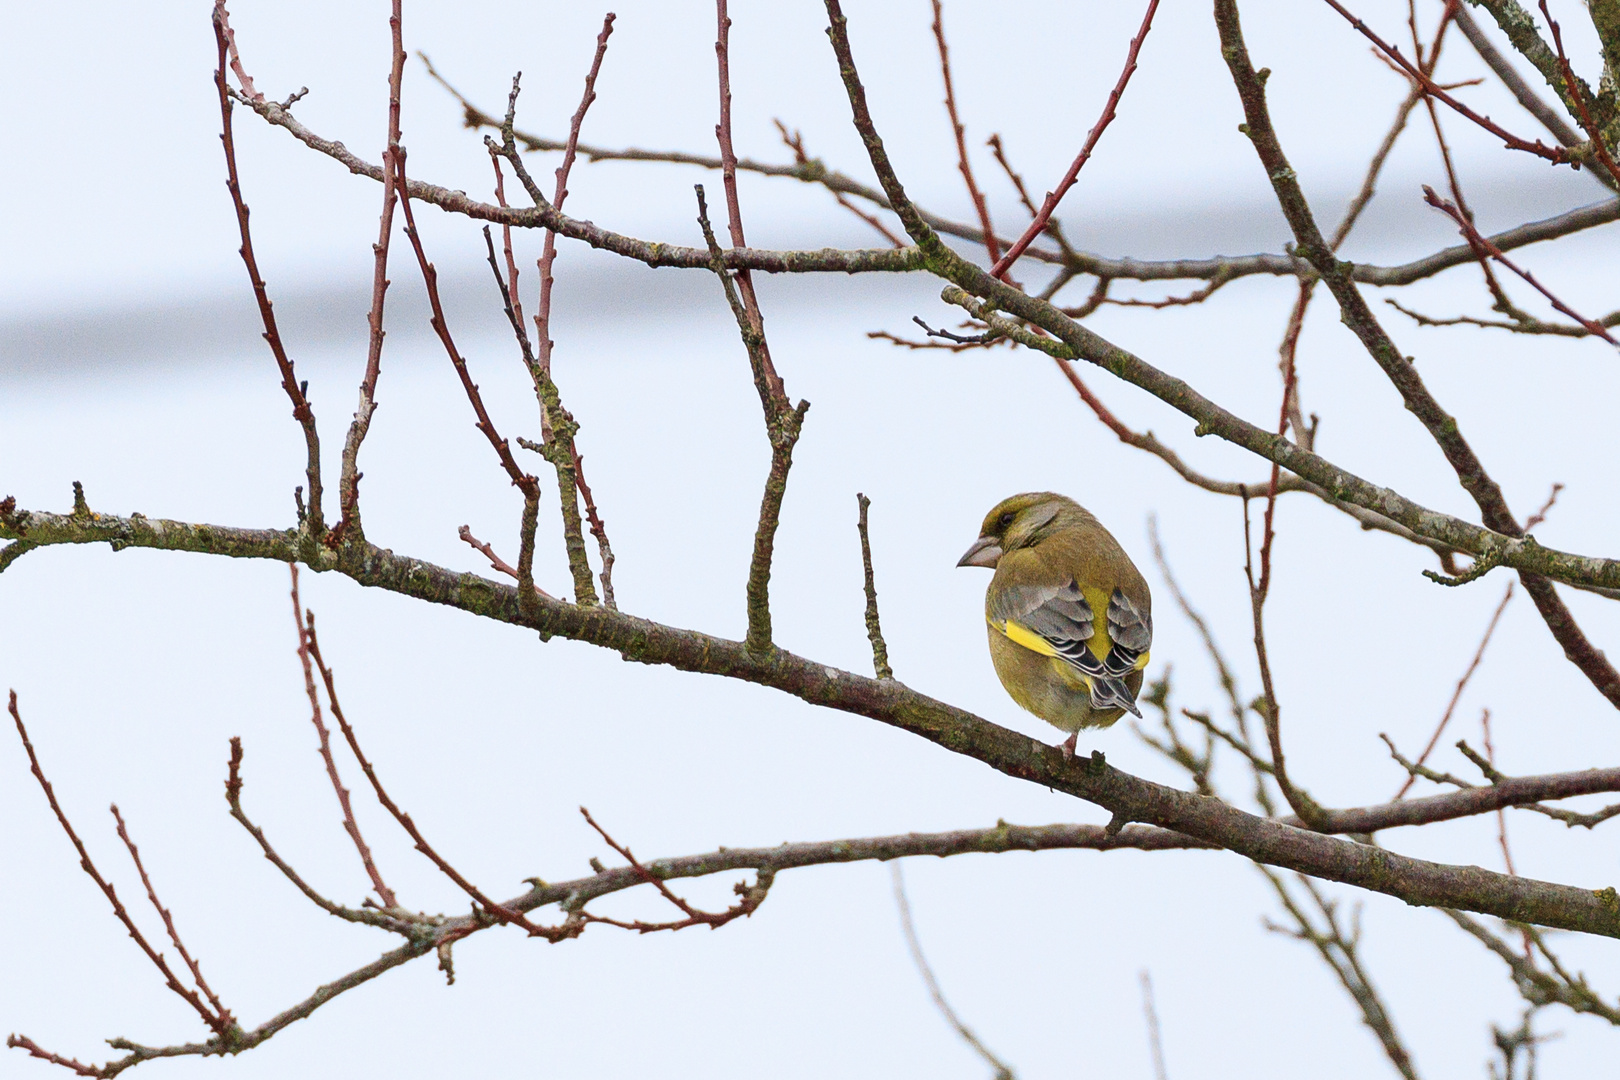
[958,492,1153,736]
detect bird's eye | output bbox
[998,512,1015,528]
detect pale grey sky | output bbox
[3,3,1618,1078]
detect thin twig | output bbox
[931,0,1000,265]
[289,566,397,908]
[986,132,1078,260]
[578,807,772,933]
[457,522,555,600]
[111,805,233,1032]
[9,691,227,1033]
[988,0,1160,279]
[774,120,906,247]
[1537,0,1620,187]
[212,2,323,539]
[223,738,413,932]
[1452,3,1584,150]
[1395,580,1515,798]
[334,0,405,545]
[1321,0,1573,166]
[892,864,1016,1080]
[394,148,541,502]
[1140,971,1170,1080]
[1261,871,1420,1079]
[856,494,893,679]
[310,649,573,940]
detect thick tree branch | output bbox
[6,507,1620,936]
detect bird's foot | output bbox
[1058,732,1079,760]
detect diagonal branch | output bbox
[290,567,398,909]
[11,508,1620,936]
[988,0,1160,279]
[1452,3,1587,151]
[930,0,1001,265]
[9,691,230,1036]
[212,3,323,542]
[1423,186,1619,343]
[334,0,405,545]
[1214,0,1620,712]
[892,864,1016,1080]
[1321,0,1574,166]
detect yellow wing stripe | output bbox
[993,617,1060,658]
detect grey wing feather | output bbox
[993,580,1144,717]
[992,581,1104,676]
[1102,588,1153,678]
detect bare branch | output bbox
[212,3,323,542]
[334,0,405,545]
[1321,0,1575,166]
[1423,185,1618,343]
[9,691,229,1035]
[1395,581,1515,798]
[892,864,1015,1080]
[988,0,1160,279]
[289,566,398,908]
[930,0,1001,265]
[856,494,893,679]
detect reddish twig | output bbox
[987,132,1077,261]
[214,1,260,103]
[334,0,405,545]
[4,1035,101,1078]
[212,3,324,535]
[578,807,773,932]
[456,524,554,599]
[110,805,233,1031]
[1537,0,1620,187]
[537,16,615,388]
[1395,580,1516,798]
[714,0,785,401]
[1321,0,1572,167]
[223,737,409,931]
[1479,709,1520,876]
[988,0,1159,279]
[306,646,573,941]
[930,0,1000,264]
[9,691,227,1034]
[1407,3,1519,316]
[1246,344,1320,826]
[1422,186,1617,344]
[1524,483,1563,531]
[289,566,397,909]
[774,120,906,247]
[393,151,542,498]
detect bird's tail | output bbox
[1089,674,1142,718]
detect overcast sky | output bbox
[3,2,1618,1078]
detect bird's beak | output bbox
[956,536,1003,569]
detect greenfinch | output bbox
[958,492,1153,753]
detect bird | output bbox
[957,492,1153,756]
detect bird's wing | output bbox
[1102,588,1153,678]
[989,580,1142,717]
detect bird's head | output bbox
[957,492,1085,569]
